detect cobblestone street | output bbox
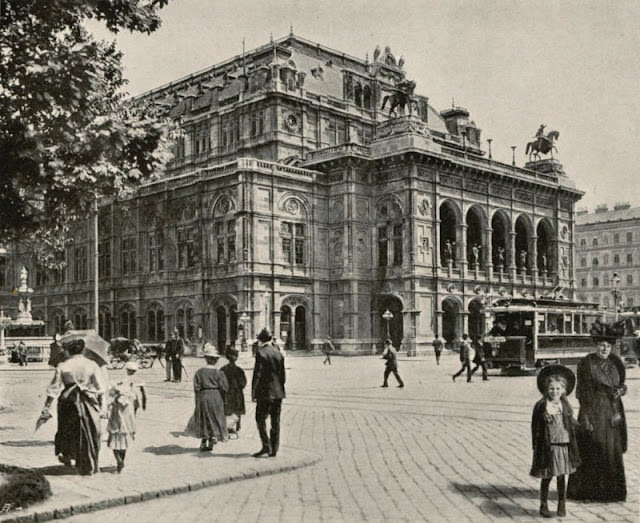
[28,352,635,523]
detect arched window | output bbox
[592,238,598,247]
[580,258,587,267]
[593,277,599,287]
[614,254,620,264]
[176,304,195,342]
[99,307,112,341]
[592,257,599,266]
[147,307,164,342]
[363,86,372,109]
[580,239,586,246]
[580,278,587,287]
[73,308,88,330]
[119,306,136,339]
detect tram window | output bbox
[574,314,582,334]
[564,314,573,334]
[547,313,563,334]
[537,314,546,334]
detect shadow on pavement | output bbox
[142,444,197,455]
[32,464,78,476]
[450,481,539,517]
[1,439,52,447]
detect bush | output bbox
[0,467,51,512]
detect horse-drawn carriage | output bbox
[107,338,154,370]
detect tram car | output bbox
[482,297,631,372]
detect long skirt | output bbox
[55,385,101,475]
[192,388,227,442]
[567,396,626,501]
[107,401,136,450]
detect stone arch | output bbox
[205,294,238,349]
[209,192,237,218]
[98,305,112,341]
[491,209,510,268]
[145,301,165,342]
[441,295,463,347]
[467,297,486,340]
[439,200,462,267]
[465,204,487,267]
[363,85,372,109]
[118,303,137,339]
[374,294,404,350]
[515,214,534,273]
[280,294,311,351]
[376,195,403,220]
[279,191,310,219]
[536,218,555,275]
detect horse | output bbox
[525,130,559,161]
[381,80,417,117]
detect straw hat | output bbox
[201,343,221,359]
[124,361,139,372]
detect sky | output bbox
[89,0,640,212]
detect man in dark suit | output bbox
[164,329,185,382]
[252,328,286,457]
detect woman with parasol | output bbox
[39,332,108,475]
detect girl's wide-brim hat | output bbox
[201,343,221,359]
[537,364,576,395]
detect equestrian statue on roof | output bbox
[525,124,560,161]
[381,78,418,118]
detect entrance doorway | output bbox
[377,295,403,349]
[468,299,485,340]
[442,297,461,347]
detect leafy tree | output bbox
[0,0,173,268]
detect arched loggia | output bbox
[440,201,461,267]
[515,215,533,273]
[491,211,510,269]
[536,219,555,275]
[466,206,486,268]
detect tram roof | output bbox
[488,297,601,311]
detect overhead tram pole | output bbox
[93,195,99,334]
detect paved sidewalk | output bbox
[0,359,320,523]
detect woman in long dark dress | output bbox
[41,338,107,475]
[192,344,228,451]
[567,336,628,502]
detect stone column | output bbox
[530,234,538,280]
[460,224,468,275]
[485,227,493,279]
[509,231,517,280]
[289,307,296,350]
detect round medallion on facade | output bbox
[284,113,300,132]
[285,198,300,215]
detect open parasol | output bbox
[61,330,110,366]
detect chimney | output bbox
[595,204,608,214]
[613,201,631,211]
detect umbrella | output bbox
[35,410,52,432]
[61,330,110,367]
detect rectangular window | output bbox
[392,224,403,266]
[148,233,163,272]
[282,238,292,264]
[378,227,388,267]
[177,229,195,269]
[99,240,111,278]
[614,233,620,244]
[627,232,633,243]
[281,221,305,265]
[627,253,633,264]
[73,246,87,281]
[121,237,137,275]
[627,274,633,285]
[227,220,236,262]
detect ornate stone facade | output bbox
[4,35,583,354]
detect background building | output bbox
[4,34,583,354]
[575,202,640,311]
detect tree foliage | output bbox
[0,0,173,267]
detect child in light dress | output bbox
[106,360,147,472]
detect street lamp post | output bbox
[239,312,249,351]
[612,272,622,321]
[382,309,393,339]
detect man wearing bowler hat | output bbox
[252,328,286,457]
